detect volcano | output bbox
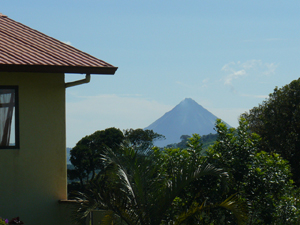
[145,98,229,147]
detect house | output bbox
[0,13,117,225]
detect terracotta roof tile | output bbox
[0,14,117,74]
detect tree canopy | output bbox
[242,78,300,186]
[123,128,164,151]
[75,134,247,225]
[69,113,300,223]
[206,119,299,224]
[68,127,124,193]
[68,128,164,194]
[166,133,218,149]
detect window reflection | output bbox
[0,87,18,148]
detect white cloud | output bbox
[224,69,246,86]
[66,94,172,147]
[221,60,278,92]
[263,63,278,76]
[201,78,210,88]
[62,41,72,45]
[221,61,236,71]
[241,59,262,70]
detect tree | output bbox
[173,135,191,149]
[166,133,218,149]
[123,128,164,151]
[242,78,300,186]
[152,134,247,224]
[74,135,247,225]
[206,119,299,224]
[68,128,163,193]
[68,127,124,193]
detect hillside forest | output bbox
[68,78,300,225]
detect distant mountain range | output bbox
[145,98,230,147]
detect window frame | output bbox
[0,86,19,149]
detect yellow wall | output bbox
[0,72,73,225]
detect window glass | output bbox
[0,86,19,148]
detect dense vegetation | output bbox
[166,133,218,150]
[206,119,299,224]
[69,78,300,224]
[242,77,300,186]
[68,128,164,194]
[74,133,247,225]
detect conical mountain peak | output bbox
[177,98,196,107]
[180,98,197,104]
[145,98,230,147]
[176,98,205,111]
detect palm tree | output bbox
[74,136,248,225]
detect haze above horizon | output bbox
[3,1,300,147]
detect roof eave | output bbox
[0,64,118,75]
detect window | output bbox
[0,86,19,149]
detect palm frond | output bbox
[218,194,248,224]
[173,194,248,225]
[173,201,206,225]
[73,144,246,225]
[151,161,228,224]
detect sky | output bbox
[3,1,300,147]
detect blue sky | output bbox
[3,1,300,147]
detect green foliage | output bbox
[242,78,300,186]
[0,218,8,225]
[68,128,163,194]
[157,135,248,225]
[123,128,165,151]
[166,133,218,150]
[68,127,124,193]
[74,135,247,225]
[207,119,300,224]
[71,118,300,224]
